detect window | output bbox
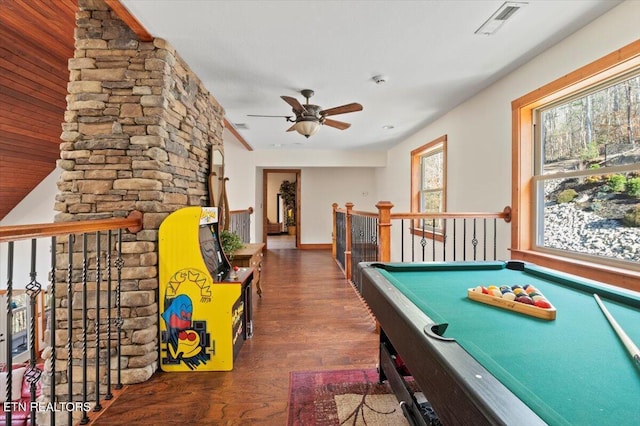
[535,73,640,264]
[411,135,447,240]
[512,39,640,286]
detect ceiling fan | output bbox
[248,89,363,138]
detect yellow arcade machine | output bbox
[159,206,253,371]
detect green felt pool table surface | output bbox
[374,261,640,426]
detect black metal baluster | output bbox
[453,219,457,261]
[66,235,74,426]
[431,218,436,261]
[364,215,368,264]
[472,219,478,261]
[442,219,447,261]
[400,219,405,262]
[105,231,113,401]
[26,239,42,426]
[420,222,426,262]
[483,218,487,260]
[372,216,377,262]
[370,217,377,263]
[463,219,467,261]
[80,234,89,425]
[50,236,57,426]
[351,215,357,286]
[115,230,124,390]
[411,220,416,262]
[94,232,102,413]
[5,242,14,426]
[493,218,498,260]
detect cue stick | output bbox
[593,294,640,368]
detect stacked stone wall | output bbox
[48,0,224,408]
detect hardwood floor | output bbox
[266,234,296,249]
[91,248,379,425]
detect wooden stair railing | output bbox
[229,207,254,244]
[0,211,142,426]
[332,202,512,292]
[0,211,143,243]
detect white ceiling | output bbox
[121,0,621,151]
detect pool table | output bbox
[359,261,640,426]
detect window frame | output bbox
[410,135,447,241]
[511,38,640,291]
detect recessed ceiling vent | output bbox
[475,1,527,35]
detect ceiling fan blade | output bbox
[320,102,363,117]
[247,114,294,120]
[323,118,351,130]
[281,95,307,113]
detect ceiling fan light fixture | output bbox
[294,119,320,138]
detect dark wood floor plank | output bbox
[91,248,378,425]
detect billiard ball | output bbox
[515,295,534,305]
[473,286,490,294]
[534,299,551,309]
[502,292,516,301]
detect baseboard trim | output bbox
[299,243,331,250]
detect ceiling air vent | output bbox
[475,2,527,35]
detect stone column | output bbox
[45,0,224,417]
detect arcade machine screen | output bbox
[198,223,230,281]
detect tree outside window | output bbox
[411,135,447,240]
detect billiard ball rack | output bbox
[467,288,556,320]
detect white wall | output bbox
[376,0,640,260]
[300,167,378,244]
[0,168,61,288]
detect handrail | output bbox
[391,207,511,221]
[230,207,254,215]
[0,210,143,243]
[351,209,379,218]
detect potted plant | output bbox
[220,230,244,260]
[279,180,297,234]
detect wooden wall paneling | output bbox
[0,0,76,220]
[0,27,72,74]
[0,2,76,60]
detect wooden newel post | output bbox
[345,202,354,281]
[376,201,393,262]
[332,203,338,259]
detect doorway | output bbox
[263,169,301,249]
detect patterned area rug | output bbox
[287,368,410,426]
